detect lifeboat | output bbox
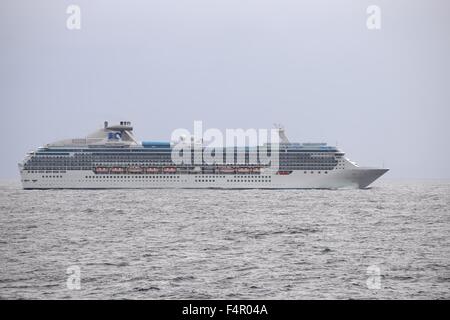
[163,167,177,174]
[237,167,251,174]
[146,167,160,174]
[276,171,292,175]
[128,166,143,174]
[251,167,261,174]
[110,167,125,174]
[95,167,109,174]
[218,166,235,174]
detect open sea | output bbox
[0,180,449,299]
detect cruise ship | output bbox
[19,121,388,189]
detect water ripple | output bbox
[0,180,449,299]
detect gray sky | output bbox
[1,0,449,179]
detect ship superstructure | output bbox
[19,121,388,189]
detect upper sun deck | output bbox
[39,121,341,154]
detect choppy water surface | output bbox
[0,180,449,299]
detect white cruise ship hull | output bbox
[19,167,388,190]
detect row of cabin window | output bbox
[304,171,328,174]
[86,175,180,179]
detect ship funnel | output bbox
[273,123,290,144]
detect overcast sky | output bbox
[1,0,449,179]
